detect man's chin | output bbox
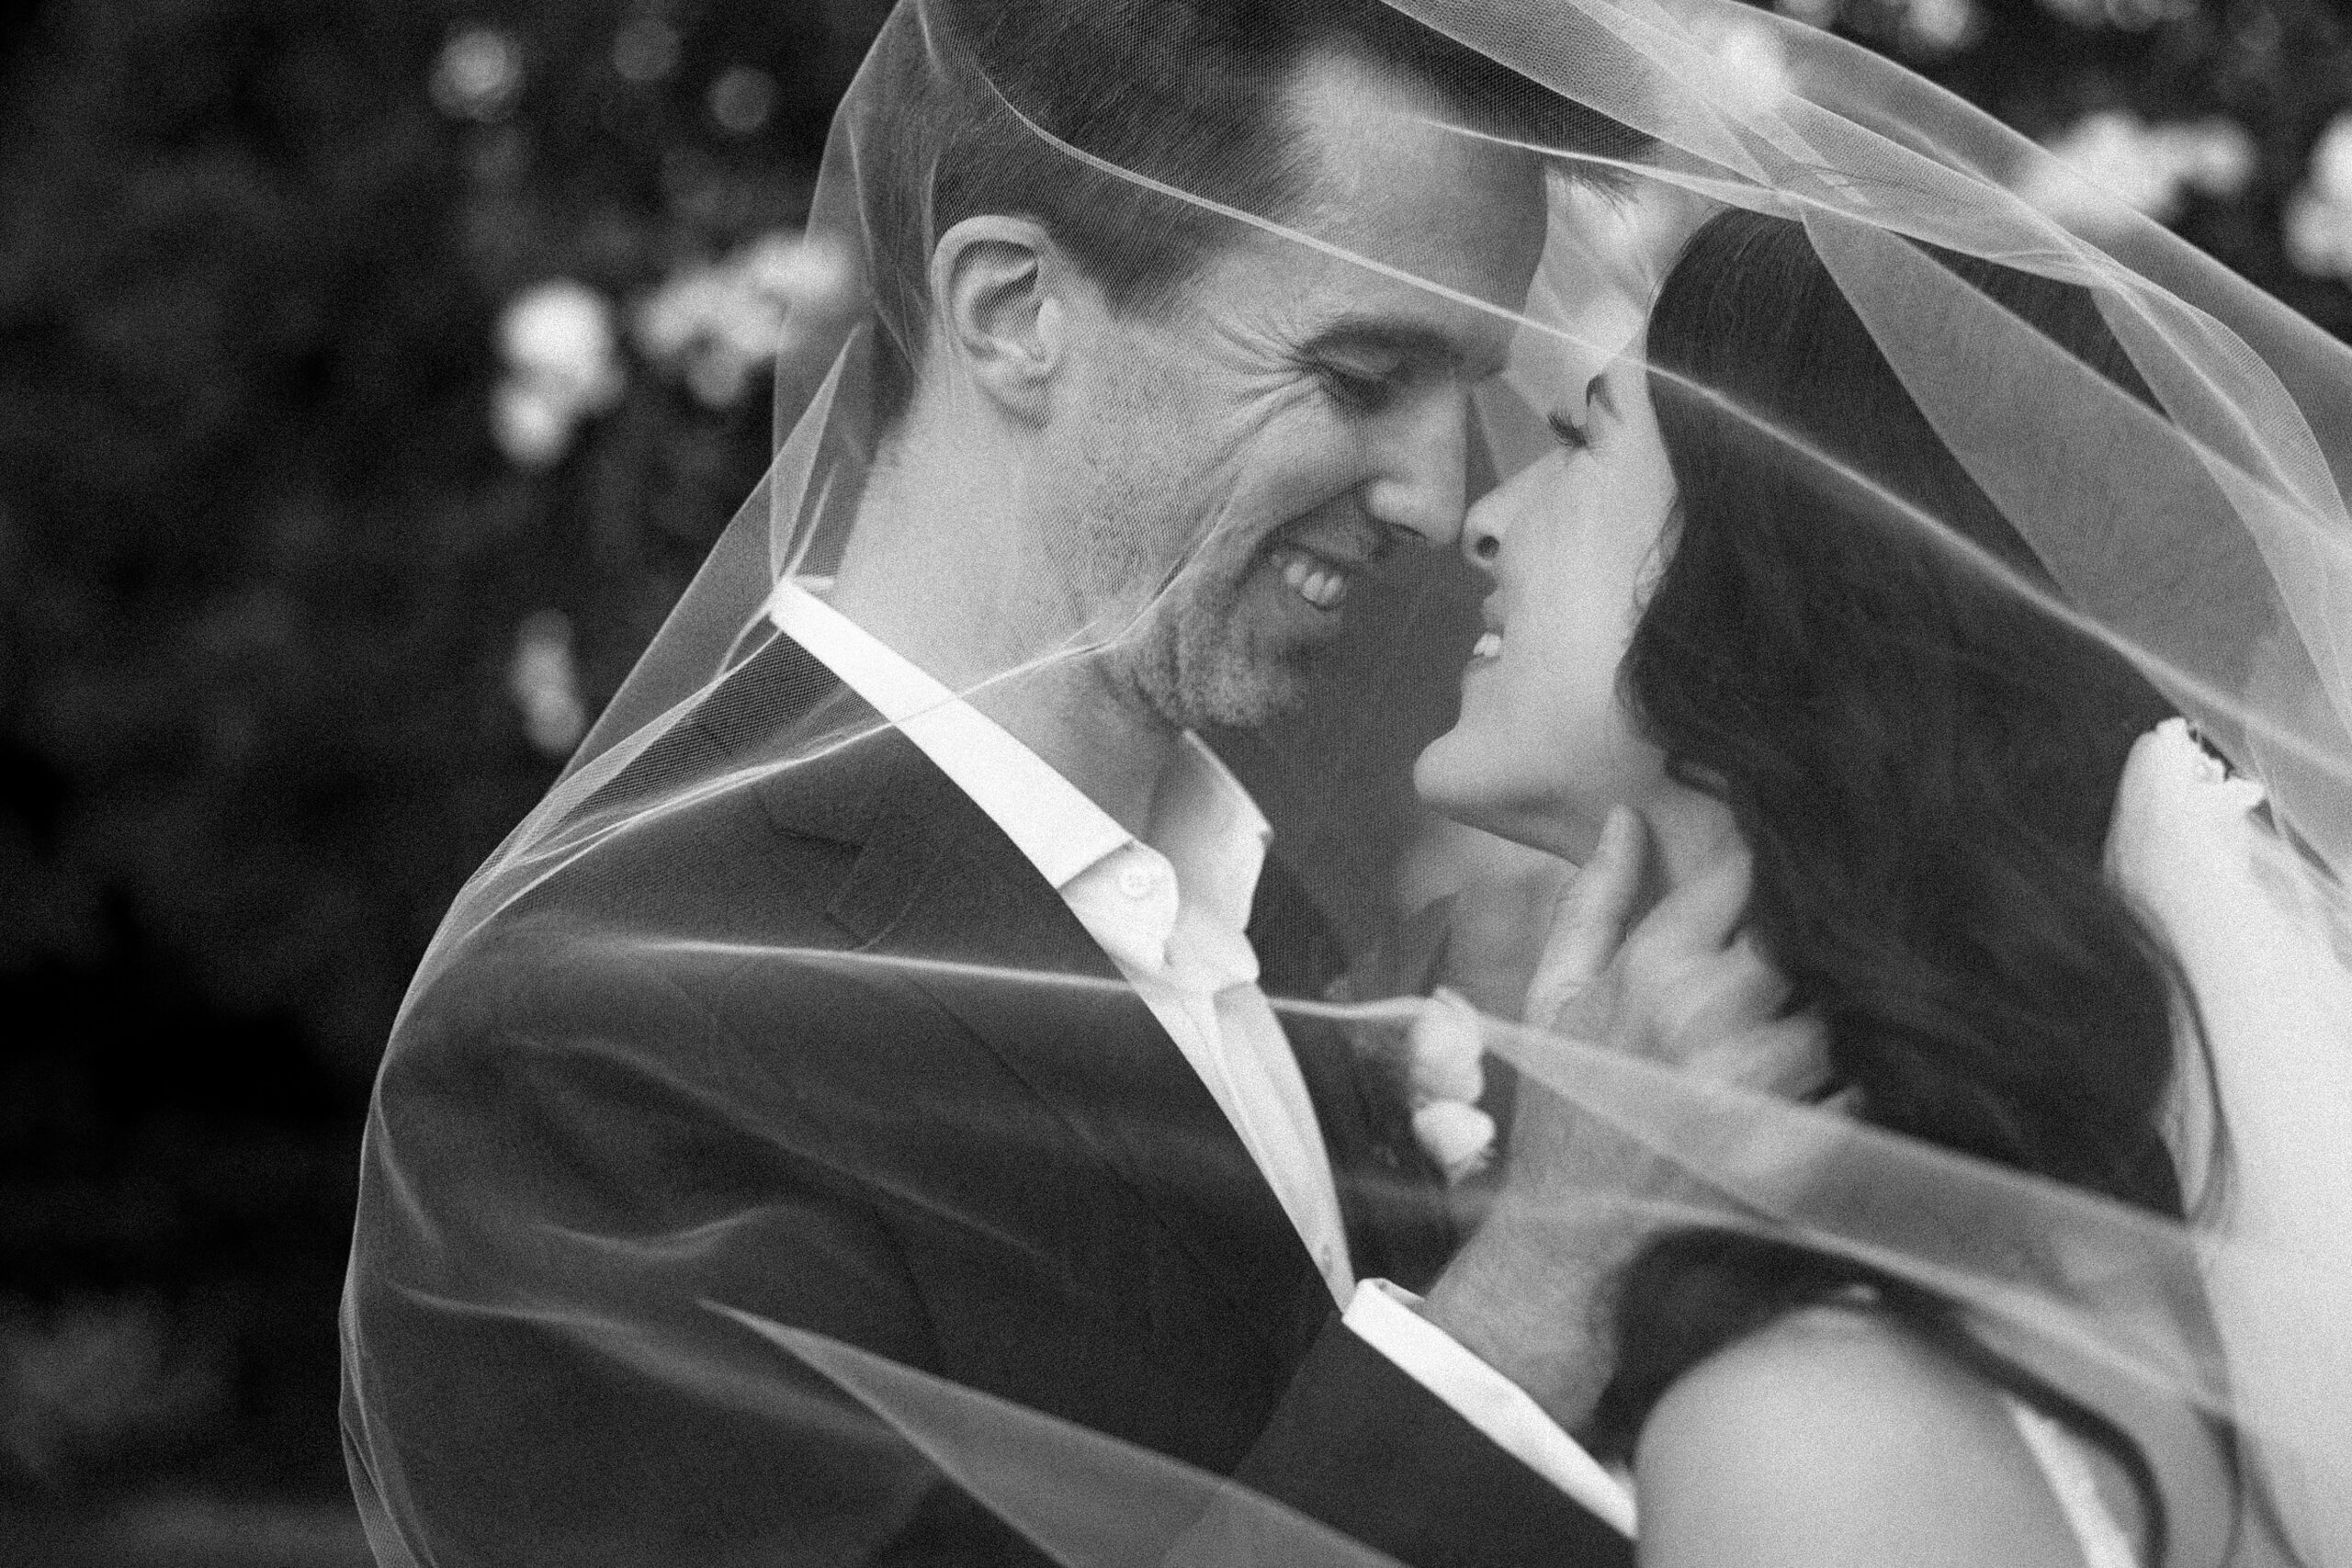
[1122,642,1316,733]
[1170,671,1311,732]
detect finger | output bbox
[1815,1084,1865,1117]
[1620,839,1753,973]
[1615,919,1772,1058]
[1525,807,1646,1026]
[1654,969,1792,1067]
[1672,934,1793,1037]
[1544,807,1647,987]
[1724,930,1790,1003]
[1689,1015,1832,1100]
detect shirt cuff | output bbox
[1341,1278,1637,1539]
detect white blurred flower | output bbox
[638,269,774,407]
[708,65,778,136]
[431,26,524,123]
[1901,0,1984,54]
[2042,112,2180,218]
[2310,115,2352,207]
[1770,0,1980,55]
[2286,118,2352,282]
[509,611,588,758]
[632,231,857,409]
[492,280,626,468]
[2018,111,2256,231]
[745,232,862,322]
[503,280,626,399]
[1694,16,1793,120]
[490,382,572,470]
[2168,119,2258,201]
[2283,195,2352,279]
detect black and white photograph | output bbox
[4,1,2348,1563]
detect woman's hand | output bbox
[1419,806,1831,1427]
[1529,805,1824,1097]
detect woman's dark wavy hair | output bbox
[1583,209,2194,1550]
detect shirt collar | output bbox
[1148,730,1272,939]
[764,579,1269,916]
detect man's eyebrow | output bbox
[1295,317,1478,373]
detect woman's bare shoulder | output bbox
[1630,1307,2090,1568]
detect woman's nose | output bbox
[1461,472,1520,573]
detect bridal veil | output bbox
[343,2,2352,1563]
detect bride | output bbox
[1415,204,2256,1568]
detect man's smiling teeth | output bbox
[1278,550,1349,610]
[1471,631,1503,660]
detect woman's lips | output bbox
[1470,629,1503,661]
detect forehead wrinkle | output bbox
[1300,312,1513,382]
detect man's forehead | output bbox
[1277,47,1549,309]
[1283,44,1476,192]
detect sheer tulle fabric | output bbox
[343,1,2352,1563]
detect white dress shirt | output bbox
[764,579,1637,1538]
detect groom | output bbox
[345,4,1798,1565]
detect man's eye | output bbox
[1317,365,1397,414]
[1547,411,1589,451]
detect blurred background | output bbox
[2,0,2348,1562]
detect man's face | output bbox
[1061,49,1549,731]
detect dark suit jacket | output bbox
[342,627,1634,1568]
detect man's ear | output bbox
[929,215,1087,425]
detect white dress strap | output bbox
[2004,1397,2141,1568]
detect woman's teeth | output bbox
[1472,631,1503,660]
[1280,552,1348,611]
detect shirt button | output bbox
[1117,863,1157,897]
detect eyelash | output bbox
[1547,412,1589,450]
[1317,366,1396,414]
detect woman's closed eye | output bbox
[1549,369,1618,452]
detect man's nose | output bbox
[1359,387,1470,552]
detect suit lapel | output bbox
[1288,1015,1460,1293]
[724,631,1333,1363]
[1252,857,1461,1294]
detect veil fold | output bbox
[343,2,2352,1563]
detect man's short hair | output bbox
[846,0,1642,422]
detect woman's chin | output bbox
[1410,730,1487,822]
[1412,737,1595,860]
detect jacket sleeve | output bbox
[342,931,1040,1568]
[1222,1319,1635,1568]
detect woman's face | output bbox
[1414,347,1681,860]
